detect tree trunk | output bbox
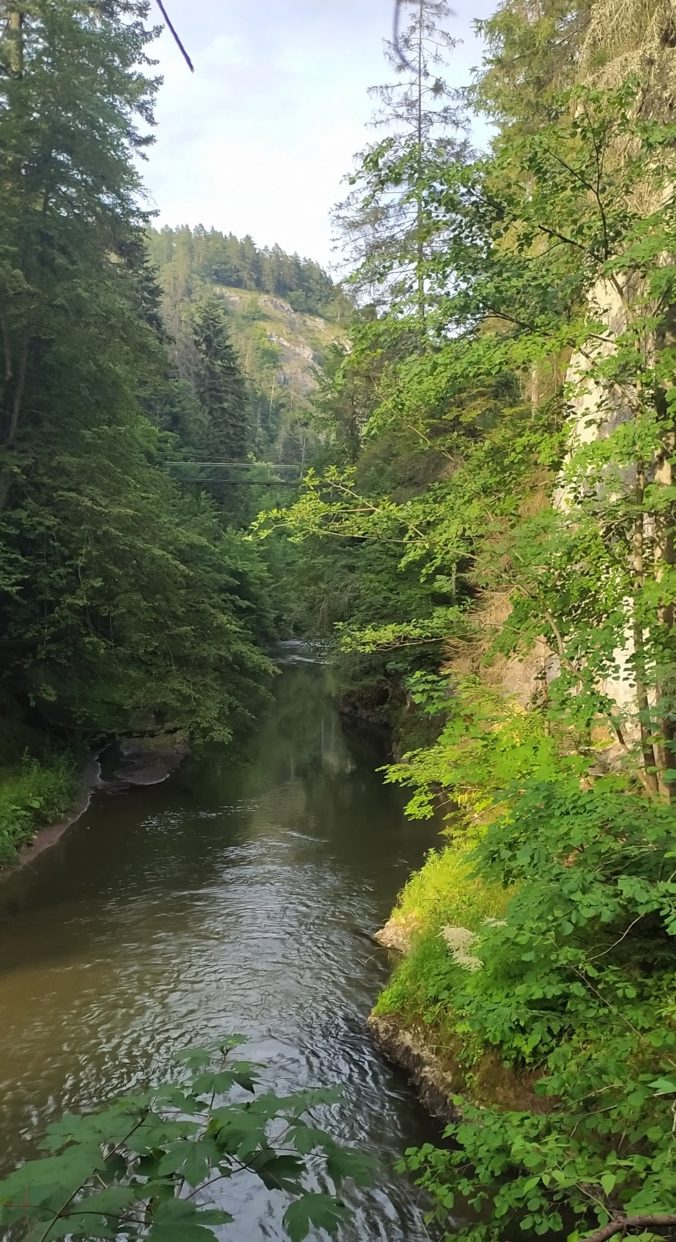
[653,319,675,800]
[6,7,24,77]
[415,0,426,347]
[631,462,660,795]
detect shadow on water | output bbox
[0,655,447,1239]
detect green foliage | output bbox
[266,17,676,1238]
[474,0,592,126]
[148,234,348,489]
[0,0,275,755]
[188,293,252,483]
[335,0,466,331]
[0,1041,374,1241]
[388,838,508,935]
[383,681,676,1237]
[400,776,676,1241]
[147,226,348,321]
[0,755,79,865]
[379,693,676,1238]
[273,78,675,784]
[384,681,585,819]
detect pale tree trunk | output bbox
[6,7,24,77]
[652,472,675,800]
[631,462,660,796]
[415,0,426,347]
[653,385,675,800]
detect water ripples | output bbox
[0,664,442,1239]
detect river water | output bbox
[0,654,444,1240]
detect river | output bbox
[0,652,444,1240]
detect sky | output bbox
[143,0,497,271]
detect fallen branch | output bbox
[583,1213,676,1242]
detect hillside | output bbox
[147,225,350,466]
[215,285,346,462]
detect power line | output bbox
[154,0,194,72]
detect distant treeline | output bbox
[147,226,349,321]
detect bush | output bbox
[401,777,676,1241]
[0,1040,373,1241]
[0,755,80,865]
[376,840,508,1027]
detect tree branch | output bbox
[583,1213,676,1242]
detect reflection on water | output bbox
[0,658,442,1239]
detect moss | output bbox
[375,926,464,1025]
[376,837,509,1033]
[371,1009,548,1116]
[0,756,81,866]
[372,836,539,1114]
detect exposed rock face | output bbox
[373,913,421,953]
[112,734,190,788]
[555,275,640,718]
[368,1013,459,1122]
[221,288,344,400]
[369,1011,549,1120]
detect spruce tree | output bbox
[335,0,467,338]
[0,1,272,746]
[191,296,251,463]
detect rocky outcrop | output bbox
[369,1010,550,1120]
[373,913,421,953]
[368,1013,459,1122]
[108,734,190,789]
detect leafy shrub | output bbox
[0,1040,374,1241]
[401,777,676,1241]
[377,840,508,1027]
[0,756,80,865]
[393,840,508,932]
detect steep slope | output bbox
[215,286,346,462]
[147,224,351,467]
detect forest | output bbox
[147,225,349,320]
[0,0,674,1240]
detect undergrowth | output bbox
[0,756,81,866]
[376,840,508,1029]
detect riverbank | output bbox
[0,661,440,1240]
[0,733,191,875]
[363,663,676,1239]
[0,755,85,870]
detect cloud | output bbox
[143,0,494,265]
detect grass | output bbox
[393,840,508,931]
[0,755,81,866]
[375,839,509,1031]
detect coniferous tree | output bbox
[0,0,272,747]
[191,296,251,463]
[335,0,468,337]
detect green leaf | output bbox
[147,1198,232,1241]
[253,1152,306,1192]
[289,1124,336,1155]
[283,1194,347,1242]
[158,1138,223,1187]
[648,1078,676,1095]
[326,1147,376,1187]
